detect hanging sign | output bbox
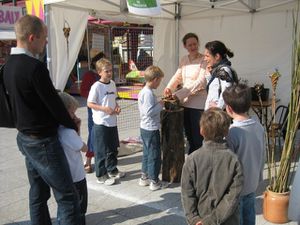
[25,0,44,20]
[0,6,23,29]
[127,0,161,16]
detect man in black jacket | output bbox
[3,15,81,225]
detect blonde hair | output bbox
[15,15,45,43]
[200,108,231,141]
[95,58,112,73]
[58,92,79,111]
[144,66,164,82]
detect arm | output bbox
[80,142,88,153]
[87,102,114,115]
[139,90,163,118]
[174,66,207,101]
[217,79,232,109]
[164,58,185,96]
[181,159,202,225]
[33,64,77,131]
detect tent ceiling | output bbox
[44,0,297,21]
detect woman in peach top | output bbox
[164,33,207,154]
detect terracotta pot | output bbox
[263,186,290,224]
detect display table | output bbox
[251,99,280,126]
[161,108,185,183]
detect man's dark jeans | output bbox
[17,132,80,225]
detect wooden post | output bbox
[161,108,185,183]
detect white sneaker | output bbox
[108,170,126,178]
[149,180,169,191]
[138,178,150,186]
[97,174,116,186]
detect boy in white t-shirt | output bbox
[87,58,125,185]
[58,92,88,225]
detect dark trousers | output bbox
[183,107,204,154]
[93,124,119,177]
[17,132,80,225]
[74,178,88,225]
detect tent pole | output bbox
[175,2,181,69]
[86,26,90,70]
[44,4,54,84]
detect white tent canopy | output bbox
[44,0,299,106]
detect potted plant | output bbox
[263,9,300,223]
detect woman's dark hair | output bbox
[182,33,199,45]
[205,40,234,59]
[91,52,106,69]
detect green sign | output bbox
[127,0,158,8]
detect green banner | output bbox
[127,0,157,8]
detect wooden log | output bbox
[161,108,185,183]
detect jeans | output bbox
[183,107,204,154]
[140,128,161,182]
[93,124,119,177]
[239,192,256,225]
[17,132,80,225]
[74,178,87,225]
[87,107,94,153]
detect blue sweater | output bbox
[227,118,265,195]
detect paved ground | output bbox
[0,96,298,225]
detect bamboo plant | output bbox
[268,8,300,193]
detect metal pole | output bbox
[175,3,181,69]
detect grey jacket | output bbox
[181,140,243,225]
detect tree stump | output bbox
[161,108,185,183]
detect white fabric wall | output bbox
[155,10,296,106]
[153,18,176,93]
[47,5,88,91]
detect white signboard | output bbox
[92,33,104,51]
[0,6,23,29]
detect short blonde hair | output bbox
[200,108,231,141]
[95,58,112,73]
[15,15,45,43]
[144,66,164,82]
[58,92,79,111]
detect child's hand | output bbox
[104,107,114,115]
[114,105,121,115]
[163,88,172,97]
[159,99,164,106]
[208,100,218,108]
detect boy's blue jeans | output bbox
[140,128,161,182]
[16,132,80,225]
[239,192,256,225]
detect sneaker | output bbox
[108,170,126,178]
[97,174,115,186]
[149,180,169,191]
[138,178,150,186]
